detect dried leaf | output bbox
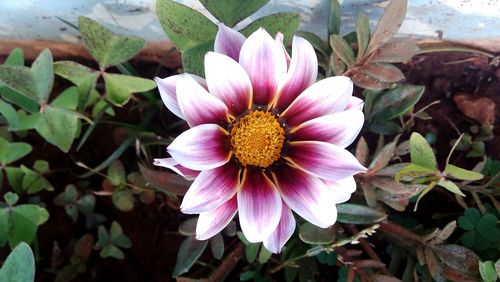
[369,41,419,63]
[139,164,190,196]
[366,0,407,55]
[358,63,405,83]
[351,72,390,90]
[355,137,369,167]
[432,244,479,275]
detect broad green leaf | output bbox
[95,226,110,247]
[457,216,474,231]
[0,66,37,102]
[33,160,49,174]
[172,236,208,277]
[103,73,156,106]
[108,160,126,187]
[30,49,54,104]
[370,85,425,120]
[0,242,35,282]
[437,179,465,197]
[51,87,79,110]
[156,0,217,51]
[77,195,95,215]
[101,244,124,259]
[299,222,335,244]
[4,48,25,66]
[110,221,132,248]
[178,218,197,236]
[465,208,481,226]
[0,138,32,166]
[54,185,78,206]
[336,203,387,224]
[356,13,370,58]
[410,132,437,170]
[53,61,99,109]
[329,34,355,67]
[199,0,269,27]
[181,41,214,77]
[245,243,259,263]
[327,0,341,36]
[4,192,19,206]
[395,163,437,182]
[358,63,405,83]
[444,164,483,181]
[0,87,39,113]
[78,17,145,69]
[209,234,224,260]
[5,168,24,194]
[240,12,300,44]
[20,165,53,194]
[366,0,407,54]
[112,189,134,212]
[476,214,500,240]
[0,99,19,130]
[0,204,49,247]
[43,106,79,152]
[479,261,497,282]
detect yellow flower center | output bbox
[230,111,285,167]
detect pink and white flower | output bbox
[154,24,366,253]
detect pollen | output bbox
[230,111,285,167]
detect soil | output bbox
[0,44,499,282]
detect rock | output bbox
[453,94,496,124]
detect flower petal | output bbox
[177,74,229,127]
[214,23,246,61]
[323,176,357,204]
[263,202,295,253]
[281,76,353,127]
[291,108,364,148]
[181,163,240,214]
[272,164,336,228]
[285,141,367,180]
[346,96,364,111]
[153,157,199,180]
[274,36,318,111]
[155,74,207,119]
[275,32,291,66]
[167,124,231,170]
[196,196,238,240]
[238,169,282,242]
[239,28,287,105]
[205,52,253,116]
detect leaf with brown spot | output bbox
[432,244,479,275]
[358,63,405,83]
[369,40,419,63]
[366,0,407,55]
[139,164,190,196]
[351,71,390,90]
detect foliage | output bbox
[0,242,35,282]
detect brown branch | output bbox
[208,243,245,282]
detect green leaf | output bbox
[327,0,341,36]
[0,66,37,102]
[95,226,109,247]
[370,85,425,120]
[245,243,260,263]
[181,41,214,77]
[20,165,53,194]
[356,13,370,58]
[366,0,407,54]
[5,168,24,194]
[479,261,497,282]
[4,192,19,206]
[112,189,134,212]
[77,195,95,215]
[54,185,78,206]
[0,99,19,130]
[78,17,145,69]
[444,164,483,181]
[299,222,335,244]
[110,221,132,248]
[108,160,126,187]
[437,179,465,197]
[258,246,272,264]
[240,12,300,44]
[4,48,25,66]
[156,0,217,51]
[414,181,437,211]
[101,244,125,259]
[409,132,437,170]
[336,204,387,224]
[30,49,54,104]
[199,0,269,27]
[209,234,224,260]
[0,242,35,282]
[465,208,481,226]
[295,31,330,58]
[477,214,500,240]
[172,236,208,277]
[0,204,49,247]
[457,216,475,231]
[53,61,99,109]
[329,35,355,67]
[328,51,346,76]
[103,73,156,106]
[43,106,79,152]
[395,163,437,182]
[0,138,32,166]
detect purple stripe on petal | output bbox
[285,141,367,180]
[196,196,238,240]
[214,23,246,61]
[205,52,253,116]
[177,74,229,127]
[274,36,318,111]
[239,28,287,106]
[167,124,231,171]
[238,169,282,243]
[153,157,199,180]
[263,202,295,253]
[281,76,353,126]
[291,108,365,148]
[323,176,357,204]
[272,164,336,228]
[155,74,207,119]
[181,163,240,214]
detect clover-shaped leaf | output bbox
[103,73,156,106]
[95,221,131,260]
[0,242,35,282]
[0,137,32,166]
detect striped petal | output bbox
[291,108,364,148]
[281,76,353,126]
[196,196,238,240]
[274,36,318,111]
[167,124,231,171]
[155,74,207,119]
[263,203,295,253]
[273,164,336,228]
[205,52,253,116]
[181,163,240,214]
[214,23,246,61]
[238,169,282,242]
[286,141,367,180]
[239,28,287,105]
[176,74,229,127]
[153,157,199,180]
